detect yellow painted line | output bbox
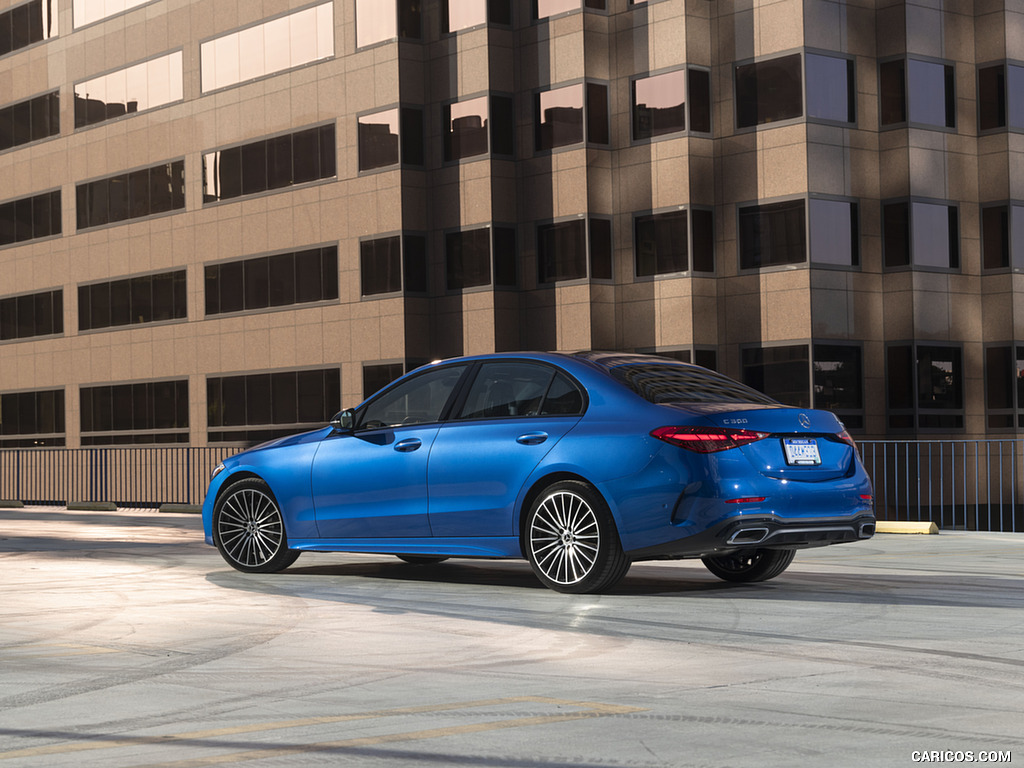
[876,520,939,534]
[0,697,645,763]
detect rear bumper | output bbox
[626,512,876,561]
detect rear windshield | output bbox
[610,364,778,405]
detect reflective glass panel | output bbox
[908,59,954,128]
[356,0,396,47]
[635,211,687,276]
[359,109,400,170]
[73,0,147,28]
[538,220,586,283]
[445,96,489,161]
[735,54,802,128]
[810,199,858,266]
[632,70,685,140]
[806,53,854,123]
[535,84,583,151]
[1009,65,1024,130]
[911,202,957,268]
[535,0,578,18]
[738,200,806,268]
[75,51,183,128]
[447,0,487,31]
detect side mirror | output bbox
[330,409,355,432]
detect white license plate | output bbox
[783,438,821,466]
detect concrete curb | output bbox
[0,500,25,508]
[67,501,118,512]
[876,520,939,534]
[159,504,201,515]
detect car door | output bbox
[427,361,586,537]
[310,364,468,538]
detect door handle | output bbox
[394,438,422,452]
[516,432,548,446]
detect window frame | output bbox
[808,195,860,270]
[442,92,515,163]
[740,342,812,408]
[633,206,715,279]
[442,0,512,34]
[73,48,184,131]
[0,89,60,153]
[72,0,155,30]
[359,232,428,298]
[978,61,1024,134]
[878,54,957,132]
[78,268,187,333]
[536,215,614,285]
[733,50,804,131]
[444,224,518,292]
[736,197,807,272]
[75,158,185,232]
[357,105,424,174]
[812,341,865,431]
[79,377,190,446]
[0,387,65,447]
[885,342,965,432]
[881,197,961,273]
[533,80,610,154]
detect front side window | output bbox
[359,365,468,429]
[208,368,340,444]
[0,289,62,340]
[887,344,963,430]
[203,124,336,203]
[735,53,802,128]
[80,379,189,445]
[79,270,186,332]
[76,160,184,230]
[880,58,955,128]
[738,199,806,269]
[742,345,810,407]
[535,82,608,151]
[201,3,333,93]
[0,388,64,447]
[75,51,183,129]
[0,91,59,151]
[813,344,863,429]
[0,189,61,245]
[883,201,959,270]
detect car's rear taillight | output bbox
[651,426,770,453]
[837,430,857,449]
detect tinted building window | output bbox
[444,0,511,31]
[0,189,60,245]
[982,205,1024,270]
[887,344,963,430]
[0,388,64,446]
[203,124,335,203]
[355,0,420,47]
[0,91,59,151]
[80,379,189,445]
[688,69,712,133]
[205,246,338,316]
[809,199,858,266]
[360,236,426,296]
[447,227,513,290]
[0,0,56,57]
[208,368,340,444]
[806,53,855,123]
[880,57,955,128]
[979,64,1024,131]
[0,289,62,341]
[201,4,333,93]
[739,199,806,269]
[535,83,609,151]
[883,201,958,269]
[78,270,186,332]
[358,108,423,171]
[813,344,863,429]
[363,363,405,400]
[74,51,183,129]
[538,220,586,283]
[77,161,184,230]
[742,345,810,407]
[635,210,688,276]
[985,345,1024,428]
[735,54,802,128]
[73,0,149,28]
[632,70,685,140]
[444,95,513,160]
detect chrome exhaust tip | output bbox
[859,522,876,538]
[727,527,770,545]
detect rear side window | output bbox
[611,364,778,405]
[457,362,585,419]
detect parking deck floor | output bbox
[0,506,1021,767]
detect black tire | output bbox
[702,548,795,583]
[213,477,300,573]
[396,555,450,565]
[524,480,630,594]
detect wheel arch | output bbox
[517,471,614,556]
[213,470,265,514]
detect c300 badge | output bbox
[798,413,811,429]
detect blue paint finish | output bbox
[203,351,875,574]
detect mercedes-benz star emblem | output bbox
[798,413,811,429]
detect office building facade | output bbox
[1,0,1022,448]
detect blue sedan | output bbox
[202,352,875,593]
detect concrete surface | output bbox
[0,507,1021,768]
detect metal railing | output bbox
[1,441,1023,532]
[0,447,237,508]
[859,440,1022,533]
